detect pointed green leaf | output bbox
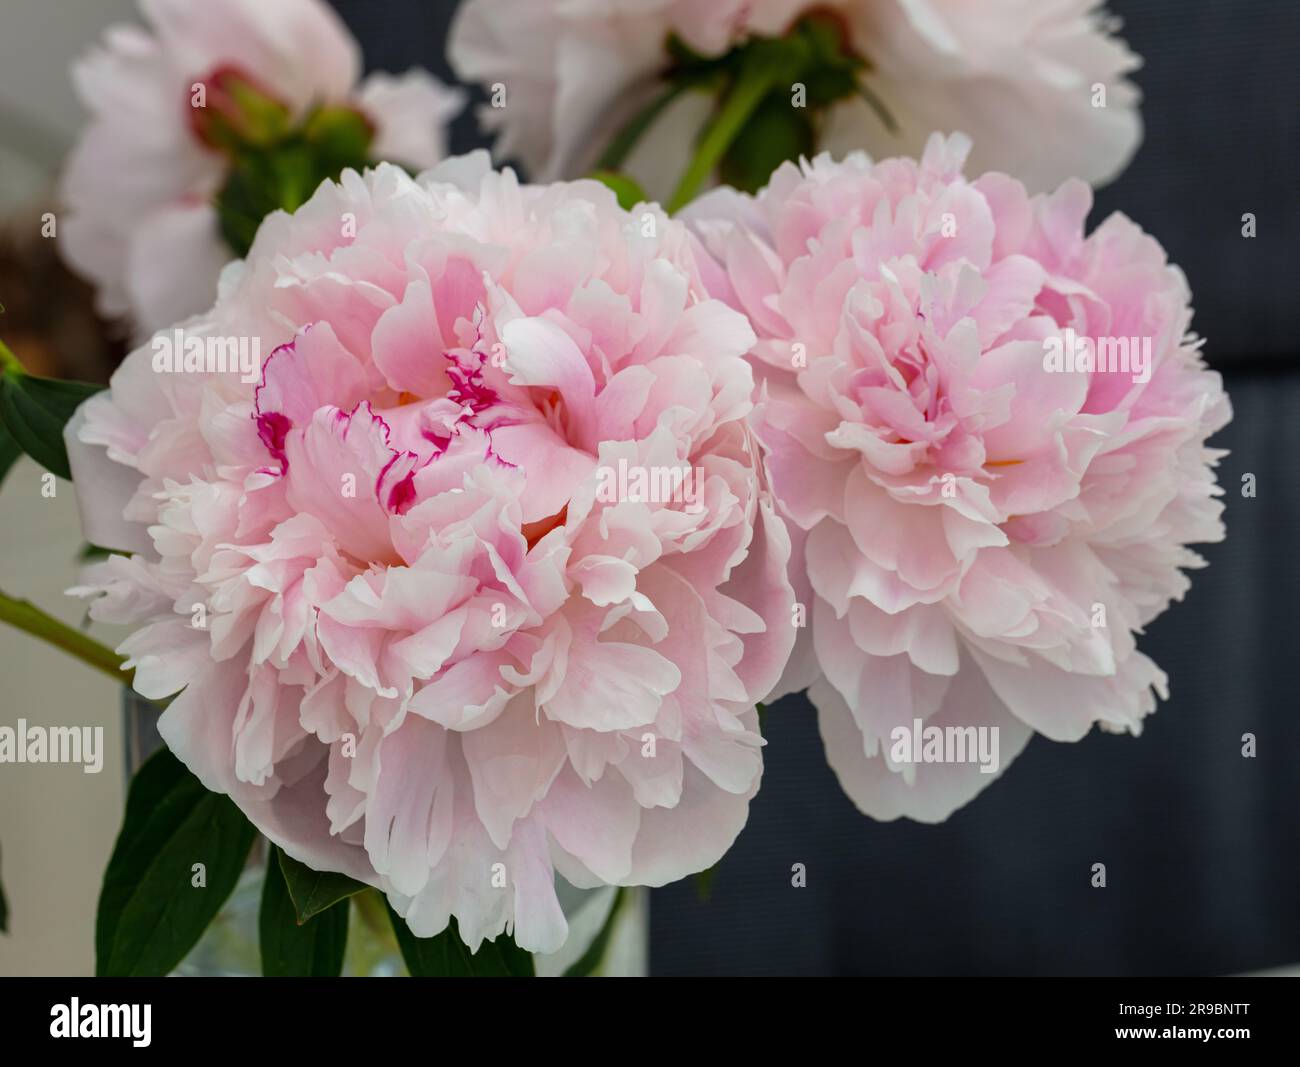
[0,419,21,488]
[0,355,102,481]
[276,848,368,923]
[96,747,256,976]
[260,847,348,976]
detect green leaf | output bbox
[275,848,367,924]
[0,418,20,488]
[0,356,102,482]
[215,134,376,258]
[797,14,870,103]
[213,102,376,259]
[0,842,9,934]
[259,847,348,977]
[718,90,815,194]
[96,747,257,976]
[384,899,534,977]
[302,105,374,171]
[217,141,317,256]
[589,170,648,212]
[563,888,626,977]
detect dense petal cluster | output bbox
[449,0,1140,197]
[687,134,1229,821]
[67,155,795,951]
[60,0,463,333]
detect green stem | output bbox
[666,56,783,213]
[0,587,131,687]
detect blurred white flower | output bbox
[450,0,1141,201]
[59,0,464,336]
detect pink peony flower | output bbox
[686,134,1230,822]
[449,0,1140,198]
[64,154,795,952]
[59,0,464,336]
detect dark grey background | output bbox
[329,0,1299,975]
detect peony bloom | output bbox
[449,0,1141,199]
[64,153,795,952]
[59,0,463,336]
[686,134,1230,822]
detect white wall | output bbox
[0,461,129,975]
[0,0,136,213]
[0,0,138,975]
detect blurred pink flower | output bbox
[65,154,795,952]
[450,0,1140,198]
[686,134,1229,821]
[59,0,463,336]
